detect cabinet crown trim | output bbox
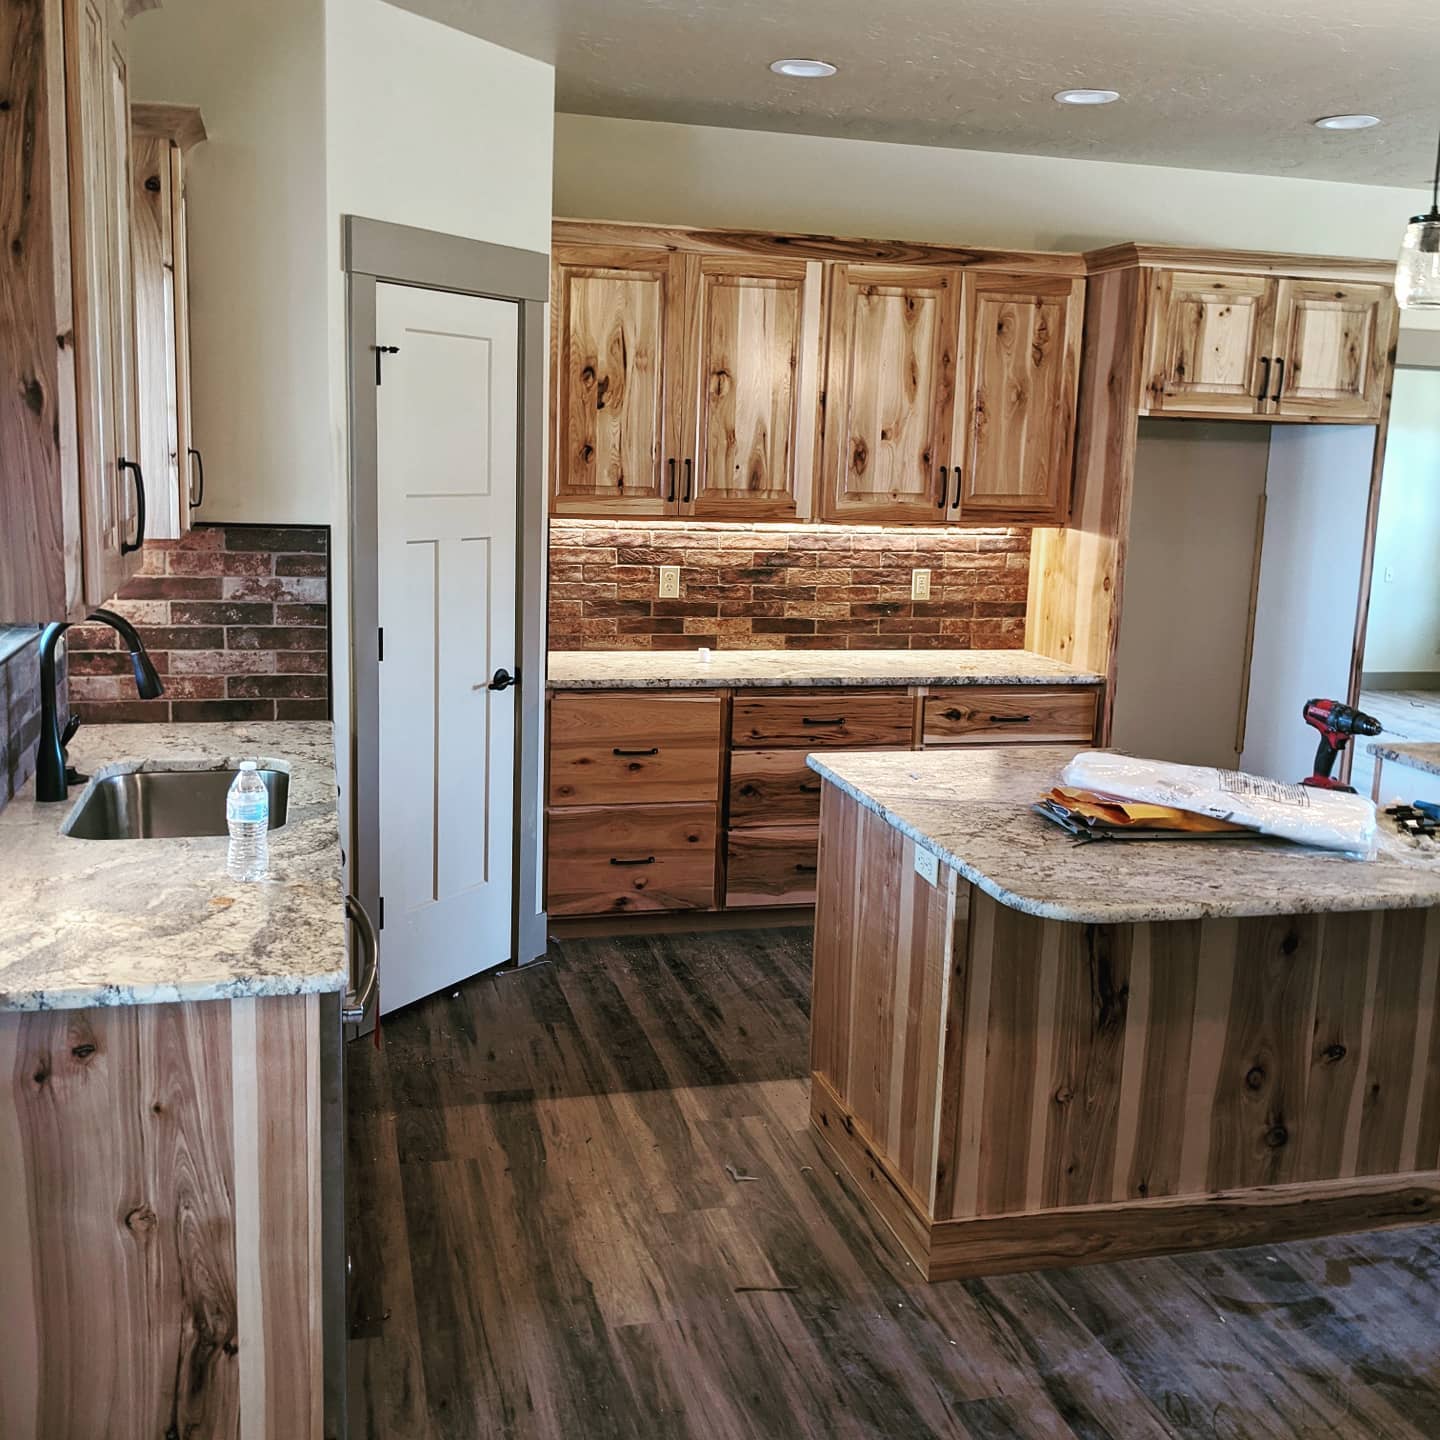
[1085,241,1396,283]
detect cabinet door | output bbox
[1271,279,1396,421]
[132,133,182,538]
[1144,271,1275,416]
[686,256,819,521]
[67,0,128,605]
[171,145,196,527]
[820,264,960,523]
[551,246,682,517]
[955,274,1083,521]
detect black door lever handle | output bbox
[486,668,519,692]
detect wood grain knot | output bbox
[1265,1125,1289,1150]
[1245,1065,1266,1090]
[125,1205,157,1235]
[1280,930,1300,956]
[23,377,43,416]
[70,1042,96,1062]
[1053,1085,1074,1106]
[31,1062,49,1088]
[1323,1043,1347,1064]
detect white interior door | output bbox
[1241,425,1376,783]
[376,282,519,1014]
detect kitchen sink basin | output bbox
[64,766,290,840]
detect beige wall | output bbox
[554,113,1437,330]
[128,0,332,526]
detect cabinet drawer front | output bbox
[725,825,819,908]
[729,750,826,827]
[549,691,723,805]
[923,687,1098,744]
[731,690,912,749]
[547,804,716,916]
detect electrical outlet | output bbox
[911,568,932,601]
[658,565,681,599]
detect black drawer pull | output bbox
[988,714,1032,724]
[119,457,146,553]
[610,856,656,867]
[666,458,676,502]
[936,465,948,509]
[613,746,659,757]
[794,862,818,874]
[802,716,845,727]
[799,781,822,793]
[1271,357,1285,402]
[1256,356,1271,400]
[682,457,693,504]
[951,466,962,509]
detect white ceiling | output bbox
[392,0,1440,187]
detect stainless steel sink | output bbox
[64,767,290,840]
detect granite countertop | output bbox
[0,722,348,1012]
[547,648,1103,690]
[1369,741,1440,780]
[808,746,1440,925]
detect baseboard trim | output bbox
[549,906,814,940]
[1361,673,1440,692]
[810,1071,1440,1280]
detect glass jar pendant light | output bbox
[1397,123,1440,308]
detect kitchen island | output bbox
[807,746,1440,1279]
[0,722,350,1440]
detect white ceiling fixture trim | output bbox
[1054,88,1120,106]
[770,58,838,78]
[1314,114,1383,130]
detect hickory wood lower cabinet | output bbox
[544,681,1101,919]
[0,993,341,1439]
[809,783,1440,1280]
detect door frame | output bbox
[344,216,550,990]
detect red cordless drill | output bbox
[1301,698,1382,792]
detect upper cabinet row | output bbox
[0,0,202,623]
[549,231,1085,527]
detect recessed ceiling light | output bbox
[769,58,837,79]
[1314,113,1382,130]
[1054,88,1120,106]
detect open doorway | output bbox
[1354,364,1440,804]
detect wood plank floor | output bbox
[347,927,1440,1439]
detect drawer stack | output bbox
[546,691,723,916]
[920,686,1098,746]
[725,690,914,908]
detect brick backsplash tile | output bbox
[68,524,331,726]
[548,518,1033,652]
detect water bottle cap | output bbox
[239,760,258,771]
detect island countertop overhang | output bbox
[807,746,1440,925]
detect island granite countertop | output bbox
[0,721,348,1012]
[808,746,1440,924]
[1368,740,1440,780]
[547,648,1102,690]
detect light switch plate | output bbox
[914,845,940,886]
[658,565,681,598]
[911,568,932,601]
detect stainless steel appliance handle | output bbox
[342,894,379,1024]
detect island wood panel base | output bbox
[0,995,328,1440]
[810,783,1440,1276]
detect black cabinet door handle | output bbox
[119,458,146,553]
[799,781,822,793]
[609,855,656,867]
[666,457,676,503]
[988,714,1032,724]
[951,466,962,509]
[1271,357,1285,403]
[612,746,659,757]
[487,668,519,691]
[682,458,692,504]
[802,716,845,726]
[794,862,818,874]
[936,465,948,509]
[1256,356,1271,400]
[187,447,204,508]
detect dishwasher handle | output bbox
[342,894,379,1024]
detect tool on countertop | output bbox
[1301,698,1382,793]
[1386,803,1440,838]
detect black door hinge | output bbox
[373,344,399,385]
[377,626,383,661]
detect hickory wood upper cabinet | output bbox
[131,103,206,539]
[1140,260,1396,422]
[0,0,146,621]
[819,266,1083,524]
[549,238,821,520]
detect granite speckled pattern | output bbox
[547,648,1102,690]
[0,722,347,1012]
[1368,741,1440,780]
[808,747,1440,924]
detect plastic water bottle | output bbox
[226,761,269,881]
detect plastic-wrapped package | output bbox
[1059,751,1378,858]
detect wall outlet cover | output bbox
[659,565,681,598]
[911,568,932,601]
